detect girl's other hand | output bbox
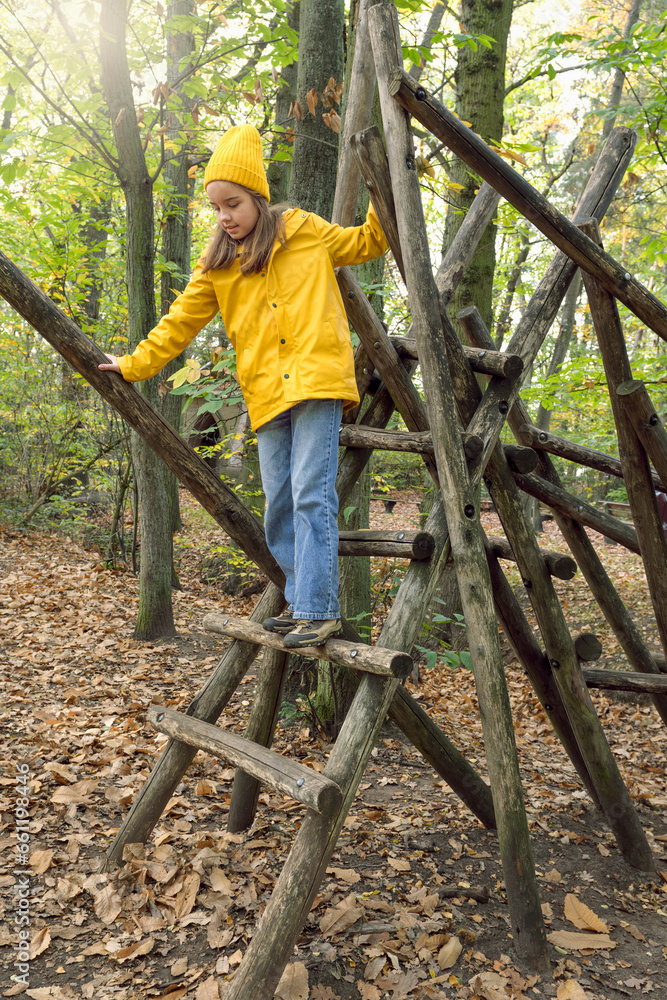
[98,353,121,374]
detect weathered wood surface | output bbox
[514,471,640,552]
[582,668,667,694]
[468,323,667,724]
[466,316,655,871]
[331,0,383,227]
[350,125,405,278]
[337,266,440,484]
[484,542,601,807]
[338,529,435,560]
[337,422,483,460]
[227,646,291,833]
[389,335,523,379]
[580,219,667,658]
[105,582,286,867]
[503,444,539,475]
[147,705,342,815]
[434,181,501,304]
[456,128,637,485]
[389,685,496,828]
[574,633,603,662]
[369,2,549,971]
[617,380,667,491]
[203,614,413,679]
[516,422,666,493]
[0,252,283,588]
[388,68,667,341]
[488,536,577,580]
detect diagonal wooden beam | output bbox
[369,1,549,972]
[0,251,282,587]
[387,68,667,342]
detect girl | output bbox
[100,123,388,648]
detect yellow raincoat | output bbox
[117,205,388,430]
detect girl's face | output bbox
[207,180,260,241]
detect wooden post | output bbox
[386,69,667,342]
[512,470,640,552]
[465,314,667,727]
[369,2,549,971]
[484,543,602,808]
[579,219,667,659]
[227,647,291,833]
[617,380,667,490]
[337,423,483,461]
[389,336,524,379]
[458,308,653,868]
[331,0,384,227]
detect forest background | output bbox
[0,0,666,656]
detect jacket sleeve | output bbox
[117,262,219,383]
[308,203,389,269]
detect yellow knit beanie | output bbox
[203,124,270,202]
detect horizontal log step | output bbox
[582,668,667,695]
[338,423,483,461]
[203,614,413,678]
[388,335,523,379]
[147,705,342,815]
[487,536,578,580]
[338,529,434,560]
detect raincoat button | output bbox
[284,374,289,379]
[272,303,277,308]
[301,213,306,217]
[281,339,286,344]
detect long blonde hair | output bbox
[201,188,288,276]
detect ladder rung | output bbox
[203,614,412,678]
[148,705,343,816]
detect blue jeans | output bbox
[257,399,343,620]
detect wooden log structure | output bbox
[338,421,483,460]
[453,126,637,485]
[369,1,550,972]
[389,335,523,379]
[487,536,578,581]
[227,646,291,833]
[461,307,655,871]
[513,470,640,552]
[574,632,603,662]
[582,668,667,695]
[516,422,666,493]
[203,614,413,678]
[616,379,667,491]
[148,705,343,816]
[579,219,667,658]
[387,68,667,342]
[338,529,435,560]
[465,310,667,726]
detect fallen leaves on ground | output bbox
[0,495,666,999]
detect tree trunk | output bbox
[267,1,300,204]
[100,0,175,639]
[442,0,513,328]
[159,0,197,538]
[288,0,344,217]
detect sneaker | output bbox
[283,619,343,648]
[262,610,296,634]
